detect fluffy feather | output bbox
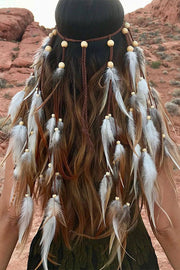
[28,91,43,134]
[58,119,64,131]
[23,84,38,101]
[136,78,149,106]
[51,128,61,148]
[128,110,135,144]
[105,68,130,118]
[41,195,66,270]
[51,174,62,194]
[125,51,138,90]
[142,151,157,227]
[11,124,27,162]
[131,144,141,197]
[99,173,113,224]
[144,119,160,159]
[46,116,56,145]
[8,90,25,122]
[101,117,115,172]
[134,47,146,77]
[18,195,34,243]
[114,142,125,162]
[53,68,64,82]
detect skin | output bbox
[0,156,180,269]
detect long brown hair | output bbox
[6,0,180,267]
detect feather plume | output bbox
[142,150,157,226]
[101,117,115,172]
[125,51,138,90]
[8,91,25,122]
[23,84,38,101]
[18,194,34,243]
[144,119,160,159]
[28,91,43,134]
[128,110,135,144]
[134,47,146,77]
[53,68,64,82]
[99,173,113,224]
[114,142,125,162]
[50,128,61,148]
[105,68,130,118]
[136,78,149,106]
[11,124,27,162]
[110,200,130,243]
[46,116,56,145]
[58,119,64,131]
[131,144,141,197]
[41,195,66,270]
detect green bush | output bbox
[151,61,161,69]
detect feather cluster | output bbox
[131,144,141,198]
[11,123,27,162]
[125,52,138,90]
[134,47,146,78]
[41,195,66,270]
[8,90,25,122]
[142,150,157,226]
[99,173,113,224]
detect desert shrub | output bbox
[172,89,180,97]
[151,61,161,69]
[171,98,180,106]
[170,80,180,86]
[165,102,180,116]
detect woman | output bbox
[0,0,180,269]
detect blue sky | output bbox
[0,0,152,28]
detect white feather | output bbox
[41,196,66,270]
[23,84,38,101]
[18,196,34,243]
[142,151,157,227]
[51,174,62,194]
[125,52,138,90]
[53,68,64,81]
[114,142,125,162]
[144,119,160,159]
[46,116,56,145]
[99,174,113,224]
[105,68,130,118]
[28,91,43,134]
[11,124,27,162]
[131,144,141,198]
[137,79,149,106]
[50,128,61,148]
[134,47,146,77]
[58,120,64,131]
[8,91,25,122]
[128,111,135,144]
[101,117,115,172]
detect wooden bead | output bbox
[115,197,120,201]
[132,40,139,47]
[52,194,57,198]
[122,28,128,34]
[81,41,88,48]
[131,92,135,96]
[52,29,57,35]
[108,114,112,117]
[54,127,59,132]
[107,61,114,68]
[162,134,166,139]
[55,172,60,176]
[125,22,130,29]
[45,45,52,52]
[25,194,29,197]
[52,114,55,118]
[130,108,133,112]
[126,202,130,207]
[107,39,114,47]
[58,62,65,69]
[127,46,134,52]
[25,149,29,153]
[48,163,52,168]
[59,118,62,122]
[151,105,155,109]
[30,131,34,135]
[39,174,43,178]
[147,115,151,120]
[142,148,147,152]
[105,115,110,120]
[49,33,53,38]
[116,141,121,145]
[19,121,24,126]
[106,172,110,176]
[61,41,68,48]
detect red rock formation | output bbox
[147,0,180,24]
[0,8,34,41]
